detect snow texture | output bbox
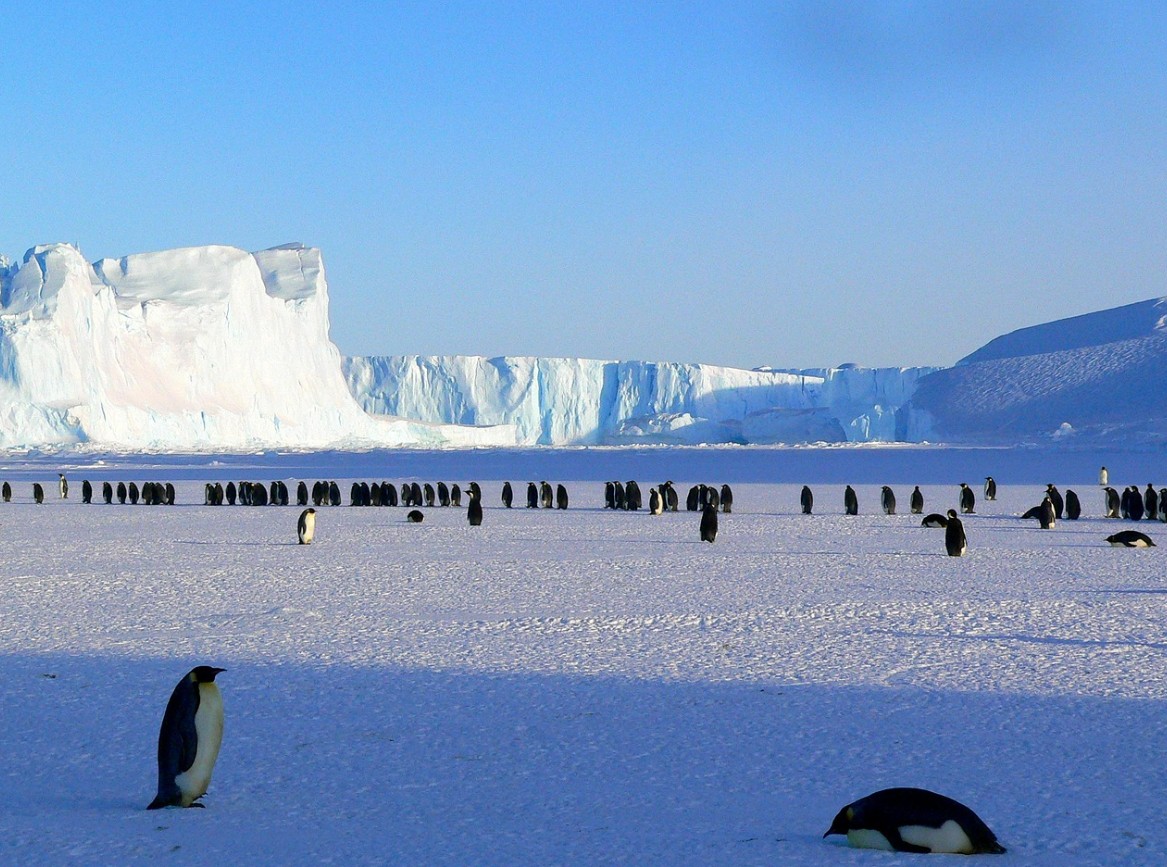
[0,244,515,450]
[1,445,1165,865]
[343,355,937,446]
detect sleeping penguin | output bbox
[148,665,226,809]
[825,787,1005,854]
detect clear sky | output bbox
[2,1,1164,369]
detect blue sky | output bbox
[2,1,1164,368]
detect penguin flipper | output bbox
[883,826,930,854]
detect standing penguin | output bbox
[880,486,896,515]
[959,483,975,514]
[699,503,718,543]
[1065,489,1081,520]
[686,485,700,511]
[33,483,44,504]
[556,484,569,510]
[1128,486,1145,521]
[944,509,967,556]
[58,473,68,499]
[1046,484,1064,519]
[1,481,9,502]
[1100,466,1109,486]
[649,488,663,515]
[1104,486,1121,518]
[467,489,483,526]
[1039,496,1056,530]
[720,484,733,514]
[1145,484,1159,521]
[81,479,93,504]
[909,486,924,514]
[502,482,513,508]
[540,481,554,509]
[801,485,814,515]
[527,483,539,508]
[148,665,226,809]
[824,787,1005,854]
[297,508,316,544]
[984,476,997,501]
[844,485,858,516]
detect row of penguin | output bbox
[11,466,1160,852]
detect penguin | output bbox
[1065,489,1081,520]
[720,484,733,514]
[128,482,140,505]
[502,482,514,509]
[1100,465,1109,486]
[370,483,382,507]
[383,482,398,507]
[626,480,643,511]
[103,482,113,504]
[699,503,718,543]
[330,482,342,507]
[450,484,462,507]
[1145,484,1158,521]
[423,483,436,507]
[297,508,316,544]
[165,483,176,506]
[921,513,948,528]
[801,485,813,515]
[1105,487,1121,518]
[398,482,411,507]
[649,488,663,515]
[959,483,975,514]
[844,485,858,516]
[824,787,1005,854]
[686,485,699,512]
[467,490,483,526]
[556,484,569,510]
[604,481,615,510]
[1127,486,1145,521]
[350,482,363,506]
[705,485,719,511]
[1120,486,1131,519]
[406,509,424,523]
[527,482,539,508]
[1046,484,1064,519]
[33,483,44,504]
[226,481,238,506]
[269,481,280,506]
[944,509,967,556]
[81,479,92,504]
[665,484,679,512]
[1160,489,1167,523]
[1,481,9,502]
[907,485,922,514]
[58,473,68,499]
[296,481,308,506]
[614,481,626,510]
[437,481,450,507]
[984,476,996,501]
[407,482,420,508]
[1039,496,1056,529]
[1106,530,1155,547]
[880,486,896,515]
[147,665,226,809]
[540,481,554,509]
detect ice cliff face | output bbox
[0,243,514,449]
[343,355,938,446]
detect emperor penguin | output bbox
[1106,530,1155,547]
[944,509,967,556]
[450,484,462,507]
[686,485,700,511]
[540,481,554,509]
[1046,484,1064,519]
[921,512,949,528]
[1127,486,1145,521]
[1100,465,1109,486]
[437,481,450,507]
[527,483,539,508]
[296,481,308,506]
[102,482,113,504]
[604,482,616,509]
[844,485,858,516]
[148,665,226,809]
[880,486,896,515]
[720,484,733,513]
[824,787,1005,854]
[58,473,68,499]
[801,485,813,515]
[502,481,514,508]
[666,484,679,512]
[699,503,718,543]
[1065,488,1081,520]
[556,484,569,510]
[33,483,44,504]
[1144,484,1158,521]
[467,489,483,526]
[297,508,316,544]
[984,476,996,500]
[959,483,975,514]
[1160,489,1167,523]
[406,509,424,523]
[81,479,93,504]
[649,488,663,515]
[909,486,923,514]
[1104,486,1121,518]
[1,481,9,502]
[1039,496,1056,529]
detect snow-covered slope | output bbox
[0,244,514,450]
[909,297,1167,444]
[344,356,937,446]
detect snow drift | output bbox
[0,243,514,450]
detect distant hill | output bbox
[910,297,1167,445]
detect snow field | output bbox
[1,463,1165,864]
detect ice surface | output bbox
[0,446,1165,864]
[344,355,938,446]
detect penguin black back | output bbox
[467,491,483,526]
[909,485,923,514]
[844,485,858,516]
[944,510,966,556]
[1065,489,1081,520]
[148,665,226,810]
[699,503,718,543]
[825,787,1005,854]
[801,485,813,515]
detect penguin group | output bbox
[0,478,178,506]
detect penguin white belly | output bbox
[846,829,894,851]
[900,820,975,854]
[299,512,316,544]
[175,683,223,805]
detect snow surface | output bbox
[344,355,936,446]
[1,445,1166,865]
[0,244,515,450]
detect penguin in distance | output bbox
[959,483,975,514]
[1106,530,1155,548]
[81,479,93,504]
[147,665,226,809]
[502,481,513,508]
[801,485,813,515]
[881,486,896,515]
[33,483,44,504]
[1064,489,1081,520]
[699,503,718,543]
[824,787,1005,854]
[1039,496,1056,529]
[983,476,996,500]
[844,485,858,516]
[921,512,949,528]
[649,488,663,515]
[1099,465,1108,486]
[556,484,569,510]
[58,473,68,499]
[720,484,733,513]
[1046,484,1064,519]
[909,486,924,514]
[467,489,483,526]
[944,509,967,556]
[406,509,424,523]
[1,481,9,502]
[297,508,316,544]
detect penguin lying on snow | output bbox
[825,787,1005,854]
[921,513,948,528]
[148,666,226,809]
[1106,530,1155,548]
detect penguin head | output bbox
[824,805,855,837]
[946,509,958,519]
[191,666,226,683]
